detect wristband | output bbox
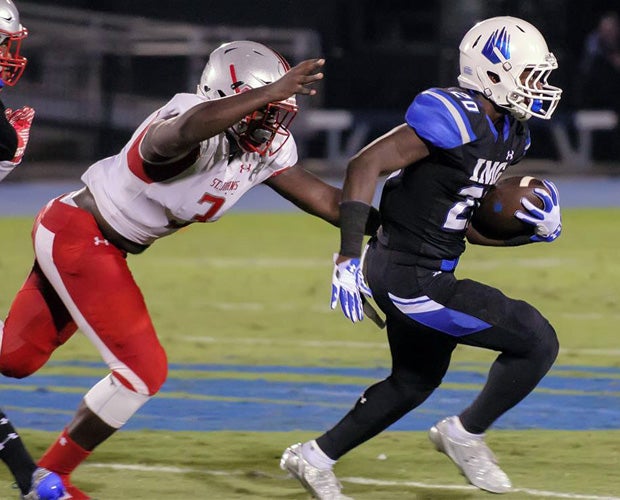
[339,200,371,258]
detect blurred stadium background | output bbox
[1,0,619,185]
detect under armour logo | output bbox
[360,394,367,404]
[59,436,68,446]
[94,236,109,246]
[506,150,515,161]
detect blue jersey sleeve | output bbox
[405,89,477,149]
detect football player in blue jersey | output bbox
[281,16,562,498]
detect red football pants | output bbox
[0,197,167,395]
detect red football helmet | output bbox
[197,40,297,155]
[0,0,27,87]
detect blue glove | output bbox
[330,256,364,323]
[515,179,562,243]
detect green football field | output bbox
[0,209,619,499]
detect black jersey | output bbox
[378,87,530,260]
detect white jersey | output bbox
[81,93,298,245]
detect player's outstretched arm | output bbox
[142,58,325,161]
[265,166,340,226]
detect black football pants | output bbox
[317,239,559,459]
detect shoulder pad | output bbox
[405,87,480,149]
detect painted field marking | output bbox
[5,361,617,432]
[180,335,620,356]
[85,463,620,500]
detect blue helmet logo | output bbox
[482,27,511,64]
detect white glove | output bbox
[330,256,364,323]
[515,179,562,243]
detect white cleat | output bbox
[280,443,353,500]
[429,416,512,494]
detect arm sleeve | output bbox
[0,102,18,181]
[0,108,17,162]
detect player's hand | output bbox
[515,179,561,243]
[267,58,325,101]
[330,255,365,323]
[5,106,35,164]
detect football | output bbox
[471,175,547,240]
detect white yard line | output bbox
[85,463,620,499]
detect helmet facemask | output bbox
[233,100,297,155]
[479,59,561,120]
[506,64,561,120]
[0,26,27,86]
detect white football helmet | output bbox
[197,40,297,155]
[0,0,27,86]
[458,16,561,120]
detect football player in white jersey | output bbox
[0,40,379,499]
[0,1,65,498]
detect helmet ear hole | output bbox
[487,71,500,84]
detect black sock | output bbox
[0,410,37,494]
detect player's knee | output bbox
[391,371,439,406]
[85,346,167,429]
[142,345,168,395]
[0,349,46,379]
[523,318,559,374]
[535,322,559,369]
[84,373,152,429]
[125,344,168,396]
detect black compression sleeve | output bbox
[339,201,371,258]
[364,206,381,236]
[0,106,17,161]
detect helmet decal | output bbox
[228,64,244,93]
[482,27,510,64]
